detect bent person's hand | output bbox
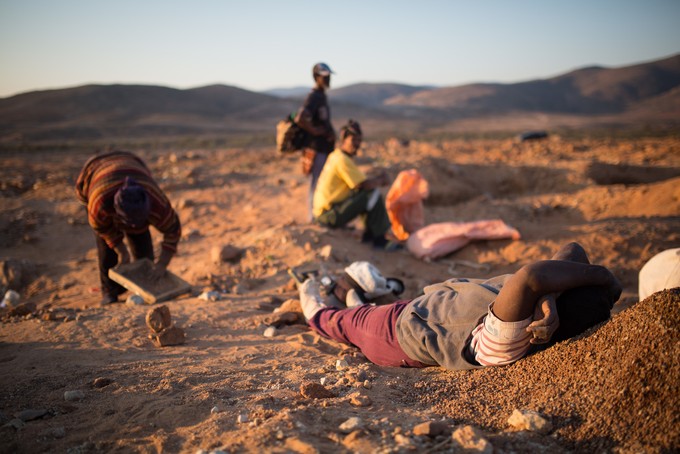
[113,243,131,265]
[149,263,167,281]
[527,293,559,344]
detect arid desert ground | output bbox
[0,135,679,453]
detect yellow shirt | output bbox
[313,149,366,217]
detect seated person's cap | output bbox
[313,63,334,76]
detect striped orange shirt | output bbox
[75,151,181,252]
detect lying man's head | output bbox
[551,285,615,343]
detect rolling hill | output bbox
[1,53,678,148]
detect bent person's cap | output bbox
[114,177,150,228]
[313,63,334,76]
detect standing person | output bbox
[75,150,181,305]
[295,62,336,219]
[313,119,398,251]
[297,242,621,369]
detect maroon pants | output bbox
[307,301,426,368]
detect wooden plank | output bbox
[108,259,192,304]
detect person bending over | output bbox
[76,150,181,305]
[298,242,621,369]
[313,119,398,251]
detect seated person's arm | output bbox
[358,170,389,190]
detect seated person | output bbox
[297,242,621,370]
[312,119,398,250]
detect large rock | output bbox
[507,409,553,434]
[451,425,492,453]
[145,306,172,333]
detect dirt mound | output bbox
[413,289,679,452]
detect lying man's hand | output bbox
[527,293,559,344]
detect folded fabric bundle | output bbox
[407,220,521,260]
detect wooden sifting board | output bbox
[108,258,192,304]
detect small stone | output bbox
[263,326,277,338]
[210,406,219,414]
[452,425,492,453]
[339,417,362,433]
[198,291,221,302]
[145,306,172,333]
[300,382,337,399]
[153,325,186,347]
[16,409,47,422]
[356,369,368,381]
[1,290,20,308]
[42,426,66,439]
[349,393,372,407]
[335,359,349,371]
[319,245,333,259]
[413,420,450,437]
[362,380,372,389]
[394,433,413,446]
[64,390,85,401]
[237,414,248,424]
[92,377,113,388]
[8,302,36,317]
[320,377,328,386]
[5,418,26,430]
[212,245,243,264]
[125,294,145,306]
[507,409,553,434]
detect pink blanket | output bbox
[406,220,521,260]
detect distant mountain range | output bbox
[1,53,679,148]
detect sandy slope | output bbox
[0,135,679,453]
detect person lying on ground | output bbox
[75,150,181,305]
[297,242,621,370]
[312,119,399,251]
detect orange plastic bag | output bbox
[386,169,429,241]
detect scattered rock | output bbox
[339,417,362,433]
[211,245,243,264]
[125,294,145,306]
[42,426,65,439]
[335,359,349,371]
[284,437,319,454]
[198,290,221,302]
[393,433,413,447]
[153,325,186,347]
[7,302,36,317]
[507,409,553,434]
[277,298,303,313]
[1,289,20,308]
[362,380,372,389]
[64,390,85,401]
[263,326,277,338]
[15,409,47,422]
[145,306,172,333]
[451,425,492,453]
[91,377,113,388]
[348,393,372,407]
[210,406,220,415]
[237,414,248,424]
[300,382,337,399]
[319,245,333,260]
[264,311,301,327]
[5,418,26,430]
[413,420,450,437]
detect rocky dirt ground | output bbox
[0,135,679,453]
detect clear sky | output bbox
[1,0,679,98]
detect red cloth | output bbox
[407,220,521,260]
[386,169,429,241]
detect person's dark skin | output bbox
[295,73,335,142]
[491,242,622,343]
[338,131,389,190]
